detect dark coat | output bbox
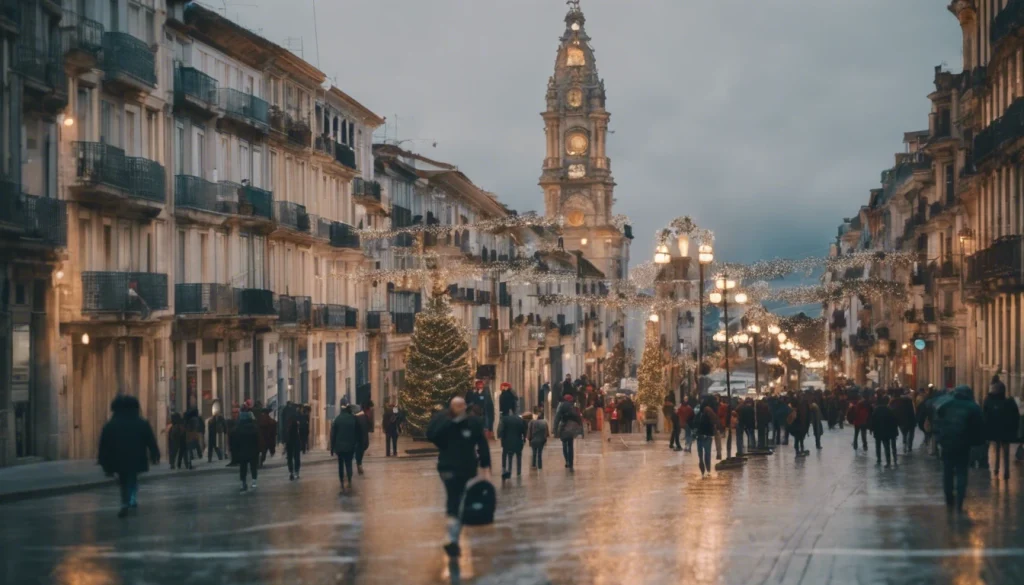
[426,410,491,476]
[497,414,527,452]
[206,415,227,448]
[330,411,361,454]
[98,396,160,475]
[808,403,824,437]
[230,414,261,462]
[936,386,986,452]
[355,413,370,450]
[737,404,755,431]
[890,397,916,433]
[756,400,772,429]
[284,415,302,449]
[553,401,584,440]
[562,379,574,400]
[870,405,899,441]
[851,400,873,428]
[983,391,1021,443]
[382,408,404,436]
[498,389,517,416]
[256,411,277,455]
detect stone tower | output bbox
[540,1,629,280]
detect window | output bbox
[200,233,209,282]
[177,230,186,284]
[100,100,121,146]
[239,142,250,184]
[252,148,263,188]
[146,110,158,160]
[78,218,91,270]
[217,134,229,181]
[174,120,185,175]
[76,88,92,141]
[119,224,131,271]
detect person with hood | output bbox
[382,402,404,457]
[527,406,550,469]
[427,396,491,558]
[98,396,160,517]
[230,405,261,492]
[353,404,370,475]
[809,400,825,450]
[206,404,228,462]
[935,385,986,512]
[497,408,526,479]
[330,405,361,489]
[553,394,584,469]
[870,395,900,466]
[256,406,277,467]
[284,409,302,481]
[850,395,873,451]
[166,412,188,470]
[498,382,518,417]
[890,391,916,453]
[983,374,1021,480]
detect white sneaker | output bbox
[251,481,257,489]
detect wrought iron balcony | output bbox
[175,66,218,111]
[334,142,356,170]
[61,9,104,57]
[219,88,269,132]
[275,201,310,232]
[175,283,236,316]
[277,295,312,324]
[479,317,492,331]
[239,185,273,219]
[82,271,168,313]
[992,0,1024,48]
[975,97,1024,164]
[73,142,166,205]
[102,32,156,90]
[314,304,344,328]
[966,236,1023,286]
[308,214,331,239]
[345,306,358,328]
[352,178,382,203]
[477,290,491,305]
[236,288,275,315]
[392,312,415,334]
[0,181,67,247]
[330,221,360,249]
[284,111,312,147]
[366,310,382,331]
[560,323,576,337]
[175,175,236,215]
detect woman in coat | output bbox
[870,396,900,466]
[808,402,824,450]
[553,394,584,469]
[983,375,1021,480]
[99,395,160,517]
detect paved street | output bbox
[1,429,1023,585]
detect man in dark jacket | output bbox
[298,405,311,454]
[497,411,526,479]
[353,405,371,475]
[382,402,404,457]
[284,410,302,481]
[331,406,362,489]
[230,408,261,492]
[256,408,277,467]
[99,396,160,517]
[206,407,228,462]
[870,395,900,466]
[756,398,772,449]
[936,385,986,512]
[890,391,916,453]
[498,382,518,416]
[553,395,584,468]
[737,398,756,455]
[427,396,491,558]
[983,375,1021,480]
[664,399,682,451]
[562,374,575,404]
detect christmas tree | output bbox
[402,291,473,435]
[603,341,626,388]
[636,321,665,413]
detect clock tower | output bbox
[540,1,629,280]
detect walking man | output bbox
[983,373,1020,480]
[497,409,526,480]
[553,394,584,469]
[330,405,361,490]
[427,396,491,558]
[935,385,985,513]
[527,406,549,469]
[382,402,404,457]
[665,399,682,451]
[231,405,261,492]
[98,396,160,518]
[871,395,899,466]
[206,404,227,462]
[285,409,302,481]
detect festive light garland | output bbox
[761,278,908,306]
[356,212,564,240]
[714,250,920,281]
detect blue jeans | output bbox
[118,472,138,508]
[696,436,713,473]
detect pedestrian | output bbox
[788,398,809,456]
[527,406,549,469]
[206,404,228,462]
[983,374,1021,481]
[299,405,311,454]
[890,390,916,453]
[98,395,160,518]
[562,374,575,404]
[230,405,261,492]
[621,395,635,434]
[851,395,873,451]
[772,397,791,446]
[498,382,518,416]
[870,395,899,467]
[756,397,771,449]
[363,399,375,434]
[695,396,719,477]
[644,403,658,442]
[665,399,682,451]
[427,396,491,558]
[935,385,986,513]
[917,388,940,457]
[330,405,360,489]
[167,412,188,470]
[256,406,277,467]
[809,401,824,450]
[184,408,204,461]
[553,394,584,469]
[497,409,526,480]
[285,409,302,481]
[352,404,371,475]
[677,400,695,452]
[737,398,756,455]
[382,402,404,457]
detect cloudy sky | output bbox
[226,0,962,264]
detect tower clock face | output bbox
[566,210,586,227]
[566,132,589,156]
[566,47,585,67]
[567,88,583,108]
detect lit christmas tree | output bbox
[402,290,473,435]
[636,319,665,413]
[603,340,626,388]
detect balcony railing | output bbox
[992,0,1024,48]
[352,178,382,201]
[82,271,168,313]
[392,312,415,334]
[334,142,356,169]
[102,32,156,88]
[275,201,310,232]
[175,66,218,108]
[975,96,1024,164]
[175,283,236,316]
[0,182,67,247]
[366,311,382,331]
[237,288,275,315]
[175,175,235,214]
[61,9,104,57]
[966,236,1023,285]
[479,317,492,331]
[309,214,332,240]
[330,221,360,249]
[285,112,312,147]
[74,142,166,203]
[219,88,269,131]
[277,295,312,324]
[560,323,576,337]
[15,41,65,93]
[0,0,20,25]
[239,185,273,219]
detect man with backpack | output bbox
[694,396,719,477]
[935,385,985,513]
[553,394,584,469]
[527,406,549,469]
[427,396,491,558]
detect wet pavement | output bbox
[1,429,1023,585]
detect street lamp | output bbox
[649,313,660,323]
[697,244,713,393]
[709,274,746,459]
[767,324,780,336]
[677,233,690,257]
[748,323,761,395]
[654,244,671,265]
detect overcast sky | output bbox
[224,0,962,264]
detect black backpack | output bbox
[460,478,496,526]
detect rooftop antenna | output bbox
[284,36,304,58]
[311,0,322,68]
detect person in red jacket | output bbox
[851,397,873,451]
[677,402,695,452]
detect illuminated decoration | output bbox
[914,339,926,351]
[566,132,589,156]
[402,292,473,435]
[567,87,583,108]
[636,320,665,414]
[716,250,919,281]
[762,278,908,306]
[566,209,586,227]
[603,341,627,387]
[356,212,562,240]
[566,46,585,66]
[653,244,671,265]
[568,164,586,179]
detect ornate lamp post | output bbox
[748,323,761,395]
[697,245,714,394]
[709,276,746,458]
